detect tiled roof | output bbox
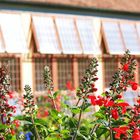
[8,0,140,13]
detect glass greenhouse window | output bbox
[0,29,5,52]
[0,13,28,53]
[76,19,101,54]
[120,23,140,54]
[78,58,90,85]
[57,58,73,89]
[104,57,118,88]
[102,22,125,54]
[55,18,82,54]
[34,57,52,91]
[136,23,140,37]
[0,58,21,91]
[21,14,31,45]
[32,16,61,54]
[123,89,140,106]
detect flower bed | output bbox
[0,50,140,140]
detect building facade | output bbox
[0,1,140,104]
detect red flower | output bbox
[92,88,98,92]
[129,82,138,91]
[13,120,20,128]
[44,110,49,116]
[66,81,74,91]
[123,64,129,71]
[115,132,121,139]
[8,91,14,99]
[117,95,122,99]
[95,99,103,106]
[132,83,138,90]
[10,129,16,135]
[104,100,114,107]
[111,108,119,120]
[132,129,140,140]
[91,84,95,88]
[137,99,140,104]
[95,96,104,106]
[122,107,127,114]
[88,95,96,105]
[117,102,129,107]
[113,126,129,139]
[129,121,136,127]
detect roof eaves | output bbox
[1,0,140,20]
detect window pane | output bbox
[55,18,82,54]
[102,22,125,54]
[21,14,31,45]
[120,23,140,54]
[76,19,101,54]
[0,29,5,52]
[32,16,61,54]
[123,89,140,106]
[0,13,28,53]
[136,23,140,38]
[58,58,73,89]
[0,58,21,91]
[78,58,90,84]
[104,57,118,88]
[34,57,51,91]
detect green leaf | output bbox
[96,127,108,139]
[49,109,59,120]
[53,91,60,99]
[0,123,9,129]
[71,107,80,114]
[60,129,70,135]
[48,94,53,99]
[77,130,89,140]
[94,112,106,119]
[83,102,91,111]
[116,99,125,103]
[34,122,48,134]
[34,118,48,125]
[67,117,77,128]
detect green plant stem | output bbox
[31,115,41,140]
[72,98,81,117]
[50,91,58,111]
[72,101,85,140]
[90,124,100,136]
[76,98,81,106]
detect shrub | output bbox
[0,50,140,140]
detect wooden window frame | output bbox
[0,54,22,92]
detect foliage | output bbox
[0,50,140,140]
